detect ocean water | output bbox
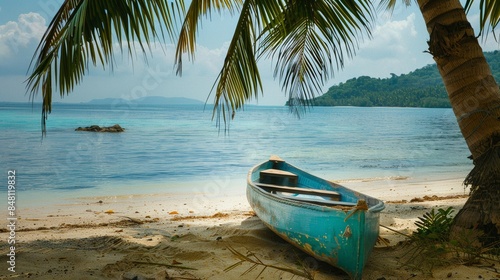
[1,102,471,206]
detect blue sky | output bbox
[0,1,498,105]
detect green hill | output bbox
[311,50,500,107]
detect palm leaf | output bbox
[207,0,284,124]
[465,0,500,38]
[208,0,264,128]
[377,0,412,13]
[224,245,313,279]
[26,0,185,135]
[199,0,375,128]
[259,0,374,113]
[175,0,242,76]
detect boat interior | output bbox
[256,168,359,207]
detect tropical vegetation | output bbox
[311,51,500,108]
[26,0,500,253]
[402,207,499,274]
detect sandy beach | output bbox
[2,177,499,280]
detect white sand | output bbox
[1,176,498,280]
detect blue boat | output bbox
[246,156,385,279]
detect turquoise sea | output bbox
[1,102,471,207]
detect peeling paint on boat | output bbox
[247,157,384,280]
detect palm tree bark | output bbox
[417,0,500,244]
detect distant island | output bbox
[86,96,204,105]
[310,50,500,108]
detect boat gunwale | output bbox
[247,159,385,213]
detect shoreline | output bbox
[9,169,470,208]
[2,176,498,280]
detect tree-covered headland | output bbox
[311,51,500,108]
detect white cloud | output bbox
[35,41,230,104]
[177,43,228,78]
[1,7,440,106]
[325,12,434,87]
[18,13,46,39]
[0,13,46,73]
[359,13,419,61]
[0,12,45,52]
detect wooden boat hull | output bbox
[246,157,385,280]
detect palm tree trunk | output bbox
[417,0,500,244]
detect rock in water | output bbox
[75,124,125,132]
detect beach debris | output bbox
[170,234,180,241]
[376,236,391,246]
[170,212,230,221]
[224,245,314,279]
[122,270,168,280]
[104,210,115,214]
[131,261,197,271]
[118,216,144,224]
[169,211,179,215]
[75,124,125,132]
[387,194,469,204]
[212,212,229,218]
[246,211,256,217]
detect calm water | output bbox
[1,102,471,205]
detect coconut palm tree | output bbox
[416,0,500,245]
[27,0,500,244]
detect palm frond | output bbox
[210,0,286,125]
[204,0,375,127]
[224,245,314,279]
[259,0,375,114]
[465,0,500,38]
[175,0,242,76]
[26,0,185,135]
[209,0,263,128]
[377,0,412,14]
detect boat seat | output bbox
[275,193,358,207]
[259,169,298,187]
[255,182,341,201]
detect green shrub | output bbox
[413,207,454,242]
